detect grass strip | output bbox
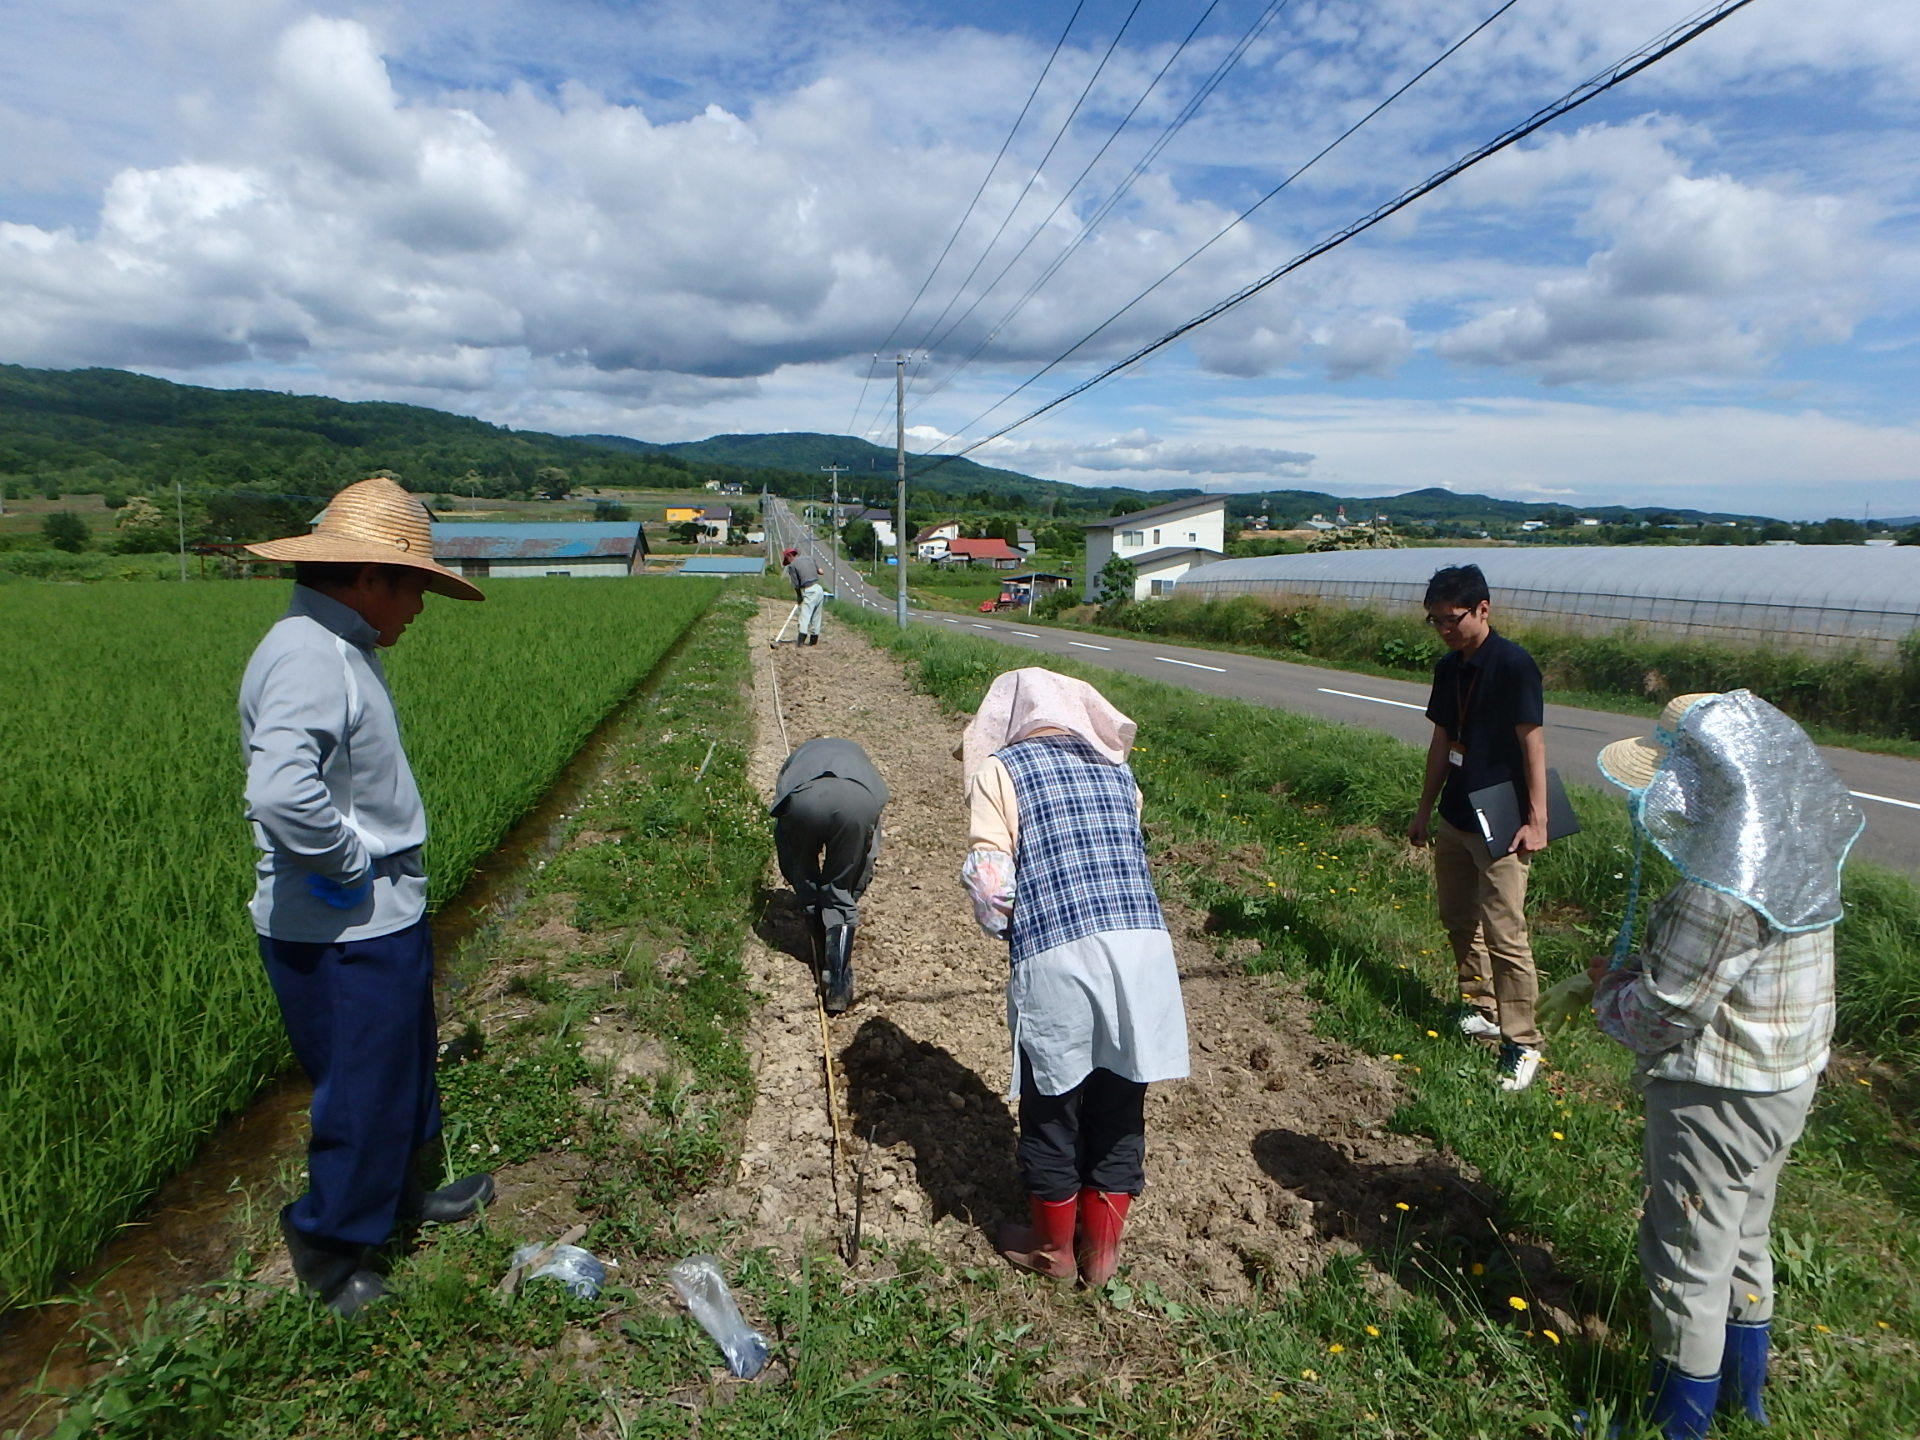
[0,579,719,1308]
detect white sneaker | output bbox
[1457,1009,1501,1040]
[1496,1041,1543,1092]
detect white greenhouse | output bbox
[1173,546,1920,658]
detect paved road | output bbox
[763,498,1920,877]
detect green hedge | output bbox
[1105,594,1920,740]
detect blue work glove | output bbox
[307,873,372,910]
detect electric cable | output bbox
[913,0,1762,478]
[911,0,1226,376]
[906,0,1295,421]
[842,1,1088,440]
[927,0,1526,458]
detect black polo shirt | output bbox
[1424,629,1544,833]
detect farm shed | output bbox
[433,522,648,580]
[1172,545,1920,658]
[677,556,765,576]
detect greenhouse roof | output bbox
[432,521,644,561]
[677,556,766,574]
[1178,545,1920,617]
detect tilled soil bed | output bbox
[692,601,1490,1305]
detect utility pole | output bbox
[822,464,847,577]
[894,355,908,627]
[175,480,188,581]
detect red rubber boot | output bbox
[1076,1189,1132,1286]
[996,1194,1078,1279]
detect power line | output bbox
[913,0,1762,478]
[842,0,1088,440]
[929,0,1526,457]
[913,0,1228,374]
[906,0,1296,421]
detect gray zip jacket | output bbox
[784,555,821,592]
[239,586,429,942]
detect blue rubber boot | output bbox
[1649,1360,1720,1440]
[1720,1321,1770,1425]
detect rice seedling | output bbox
[0,578,720,1307]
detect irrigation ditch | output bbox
[0,598,718,1435]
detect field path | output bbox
[697,601,1483,1304]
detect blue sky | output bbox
[1,0,1915,517]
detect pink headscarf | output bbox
[961,667,1136,782]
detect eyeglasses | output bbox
[1425,610,1475,629]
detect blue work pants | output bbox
[260,917,441,1249]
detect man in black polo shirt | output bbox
[1408,564,1550,1092]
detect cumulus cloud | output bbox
[992,429,1314,479]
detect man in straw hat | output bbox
[240,477,495,1316]
[1588,691,1862,1438]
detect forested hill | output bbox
[573,430,1189,514]
[0,364,766,501]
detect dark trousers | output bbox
[1016,1049,1148,1203]
[260,917,440,1249]
[773,777,881,929]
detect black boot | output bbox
[822,923,856,1014]
[400,1171,496,1227]
[281,1206,386,1318]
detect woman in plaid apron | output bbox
[960,668,1189,1285]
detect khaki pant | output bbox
[1640,1076,1815,1375]
[1432,817,1541,1049]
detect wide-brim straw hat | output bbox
[1598,692,1719,790]
[245,477,483,601]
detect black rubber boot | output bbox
[822,923,856,1014]
[281,1206,387,1318]
[400,1171,496,1227]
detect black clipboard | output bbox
[1468,768,1581,858]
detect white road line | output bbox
[1069,641,1112,651]
[1317,686,1426,713]
[1852,789,1920,812]
[942,618,960,624]
[1010,631,1040,638]
[972,623,994,629]
[1156,656,1226,673]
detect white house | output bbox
[914,520,961,560]
[1082,496,1227,601]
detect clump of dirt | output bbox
[693,602,1489,1305]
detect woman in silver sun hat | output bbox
[1586,690,1862,1438]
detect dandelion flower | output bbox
[1426,1029,1439,1038]
[1328,1343,1344,1354]
[1300,1369,1319,1381]
[1858,1078,1872,1087]
[1391,1053,1404,1060]
[1747,1293,1760,1304]
[1876,1321,1891,1331]
[1542,1329,1561,1345]
[1394,1202,1410,1211]
[1365,1325,1380,1338]
[1508,1296,1529,1312]
[1552,1131,1565,1141]
[1815,1324,1831,1333]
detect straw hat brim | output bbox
[244,533,484,602]
[1597,735,1663,791]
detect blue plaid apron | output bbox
[998,735,1165,966]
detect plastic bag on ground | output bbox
[669,1255,770,1378]
[509,1242,606,1299]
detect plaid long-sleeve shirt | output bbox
[1594,881,1835,1092]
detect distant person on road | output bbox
[960,668,1189,1287]
[1589,691,1861,1439]
[240,477,496,1317]
[782,546,825,646]
[1408,563,1551,1091]
[772,737,889,1014]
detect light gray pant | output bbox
[1640,1074,1816,1376]
[797,582,825,637]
